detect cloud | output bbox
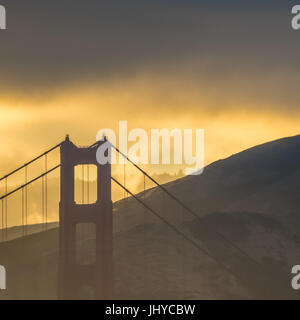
[0,0,299,110]
[1,1,300,228]
[0,0,299,171]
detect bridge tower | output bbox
[58,136,113,299]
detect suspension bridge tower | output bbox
[58,136,113,299]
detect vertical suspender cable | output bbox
[0,200,2,242]
[45,154,48,230]
[25,166,28,235]
[22,188,25,236]
[143,174,146,226]
[87,165,89,204]
[123,159,126,199]
[82,165,84,204]
[121,159,127,234]
[87,165,90,242]
[5,178,7,240]
[143,174,147,296]
[124,159,128,211]
[1,199,3,242]
[182,203,186,299]
[0,142,62,239]
[42,174,44,231]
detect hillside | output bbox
[1,135,300,299]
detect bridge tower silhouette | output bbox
[0,136,297,299]
[58,136,113,299]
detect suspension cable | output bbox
[89,139,273,274]
[111,176,240,281]
[92,140,260,257]
[108,142,265,269]
[0,143,61,235]
[0,142,62,182]
[0,165,60,201]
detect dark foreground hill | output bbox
[1,135,300,299]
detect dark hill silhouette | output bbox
[1,135,300,299]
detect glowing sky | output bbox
[0,1,300,227]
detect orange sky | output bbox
[0,1,300,228]
[1,76,299,228]
[0,74,299,178]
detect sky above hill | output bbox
[0,0,299,177]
